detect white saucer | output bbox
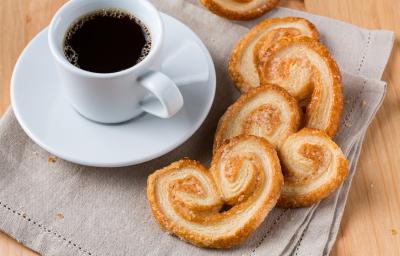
[11,13,216,167]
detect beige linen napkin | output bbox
[0,1,393,255]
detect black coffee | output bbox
[63,9,151,73]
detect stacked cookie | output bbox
[227,17,348,207]
[147,17,348,248]
[147,136,283,248]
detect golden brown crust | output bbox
[277,128,349,208]
[147,135,283,248]
[200,0,280,20]
[258,36,343,137]
[228,17,319,93]
[253,28,301,67]
[213,84,302,153]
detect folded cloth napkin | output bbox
[0,1,394,255]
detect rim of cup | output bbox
[48,0,163,79]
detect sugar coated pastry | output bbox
[278,128,348,208]
[147,135,283,248]
[229,17,319,92]
[200,0,280,20]
[257,36,343,137]
[214,84,301,152]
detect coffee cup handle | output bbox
[139,71,184,118]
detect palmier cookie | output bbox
[258,36,343,137]
[229,17,319,92]
[147,135,283,248]
[214,84,301,153]
[200,0,280,20]
[278,128,348,208]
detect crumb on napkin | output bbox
[361,100,367,108]
[48,155,57,163]
[56,213,64,220]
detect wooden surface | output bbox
[0,0,399,255]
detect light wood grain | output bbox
[0,0,399,255]
[0,233,37,256]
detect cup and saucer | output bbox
[11,0,216,167]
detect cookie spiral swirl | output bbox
[257,36,343,137]
[201,0,280,20]
[147,135,283,248]
[278,128,348,208]
[229,17,319,92]
[214,84,301,152]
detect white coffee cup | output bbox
[48,0,183,123]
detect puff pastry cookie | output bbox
[147,135,283,248]
[229,17,319,92]
[257,36,343,137]
[278,128,348,208]
[214,84,301,152]
[200,0,280,20]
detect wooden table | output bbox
[0,0,399,255]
